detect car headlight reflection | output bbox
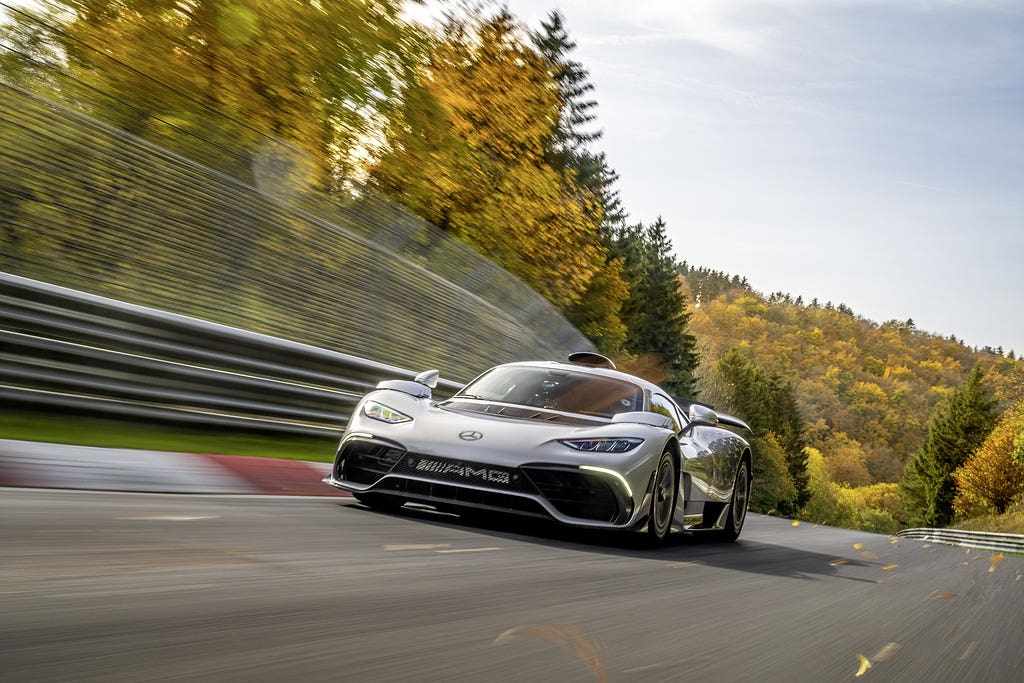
[362,400,413,424]
[560,437,644,453]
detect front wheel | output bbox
[712,459,750,542]
[646,450,677,546]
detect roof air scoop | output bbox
[567,352,616,370]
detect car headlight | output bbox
[362,400,413,424]
[559,438,644,453]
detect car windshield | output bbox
[456,366,644,418]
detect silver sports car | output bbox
[324,353,752,544]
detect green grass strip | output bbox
[0,409,338,462]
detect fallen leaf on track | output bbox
[889,539,899,544]
[495,625,606,683]
[881,564,899,570]
[792,521,800,527]
[931,593,957,600]
[830,559,849,566]
[854,543,864,550]
[988,555,1005,573]
[855,653,872,677]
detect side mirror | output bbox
[688,404,719,426]
[414,369,440,389]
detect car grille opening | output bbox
[380,477,549,518]
[340,440,405,485]
[521,467,621,523]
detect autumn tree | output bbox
[370,8,612,313]
[953,401,1024,516]
[901,367,998,527]
[820,431,872,487]
[2,0,421,186]
[802,447,903,532]
[802,447,851,527]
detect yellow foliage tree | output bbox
[836,483,902,534]
[820,431,872,487]
[11,0,421,186]
[370,9,617,314]
[802,447,853,527]
[953,401,1024,516]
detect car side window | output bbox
[650,393,682,432]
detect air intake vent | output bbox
[567,352,616,370]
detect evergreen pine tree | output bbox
[616,218,698,396]
[716,347,809,512]
[530,11,630,352]
[901,367,998,527]
[532,11,624,232]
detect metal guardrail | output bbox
[0,81,594,382]
[896,527,1024,554]
[1,273,464,437]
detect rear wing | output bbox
[672,397,752,434]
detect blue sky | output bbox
[494,0,1024,354]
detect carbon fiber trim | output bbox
[372,478,550,518]
[521,466,622,523]
[339,439,405,485]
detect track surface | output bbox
[2,489,1022,682]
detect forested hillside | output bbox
[682,264,1024,531]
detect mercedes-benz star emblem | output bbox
[459,431,483,441]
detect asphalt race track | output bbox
[2,488,1021,682]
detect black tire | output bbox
[711,459,750,542]
[646,450,677,546]
[353,492,405,512]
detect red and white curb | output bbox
[0,439,350,497]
